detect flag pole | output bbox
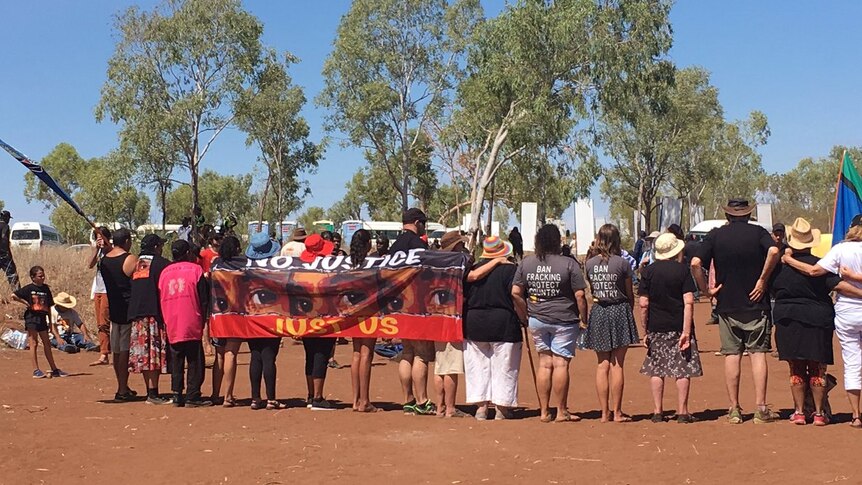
[831,150,846,233]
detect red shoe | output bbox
[812,413,829,426]
[789,412,807,425]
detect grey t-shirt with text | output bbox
[513,254,587,324]
[585,255,632,304]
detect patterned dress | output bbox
[129,316,167,374]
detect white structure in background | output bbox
[659,196,682,229]
[461,213,472,233]
[574,198,595,256]
[521,202,538,252]
[594,217,607,230]
[633,210,647,235]
[757,203,773,229]
[691,205,705,228]
[491,221,500,237]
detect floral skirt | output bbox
[582,302,639,352]
[129,316,167,374]
[640,331,703,378]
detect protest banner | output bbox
[210,249,468,341]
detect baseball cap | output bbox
[171,239,191,261]
[772,223,786,234]
[402,208,427,224]
[140,234,166,251]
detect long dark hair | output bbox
[218,235,242,260]
[594,224,621,261]
[350,229,372,267]
[535,224,562,261]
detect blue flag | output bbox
[832,152,862,246]
[0,138,92,226]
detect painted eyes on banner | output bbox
[430,289,454,307]
[290,296,314,315]
[250,288,278,307]
[382,296,404,313]
[214,297,229,313]
[339,291,367,307]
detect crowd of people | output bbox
[9,198,862,427]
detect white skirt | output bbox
[464,340,522,407]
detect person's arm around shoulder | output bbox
[782,248,829,277]
[467,257,508,283]
[839,265,862,283]
[122,253,138,277]
[834,281,862,299]
[197,272,210,322]
[680,292,694,351]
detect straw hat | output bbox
[480,236,512,259]
[786,217,821,250]
[654,233,685,261]
[54,292,77,309]
[645,231,661,241]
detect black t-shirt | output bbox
[772,253,839,328]
[464,263,522,343]
[14,283,54,326]
[697,220,776,314]
[389,229,428,254]
[639,260,696,333]
[100,253,134,324]
[128,253,171,323]
[0,221,11,260]
[683,240,700,266]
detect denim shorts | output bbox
[528,317,579,359]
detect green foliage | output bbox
[235,51,322,225]
[319,0,482,210]
[23,144,151,242]
[298,206,326,232]
[162,170,255,228]
[96,0,268,212]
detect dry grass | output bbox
[0,246,97,340]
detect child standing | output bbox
[159,240,212,407]
[638,233,703,424]
[11,266,68,378]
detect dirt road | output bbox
[1,302,858,484]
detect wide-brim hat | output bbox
[723,198,756,216]
[291,228,308,242]
[645,231,661,241]
[440,231,468,252]
[654,233,685,261]
[300,234,334,263]
[54,292,77,309]
[246,231,281,260]
[787,217,821,250]
[481,236,512,259]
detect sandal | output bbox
[354,403,379,413]
[266,400,286,410]
[613,412,633,423]
[222,397,237,408]
[650,413,665,423]
[676,414,697,424]
[89,359,109,366]
[250,400,265,410]
[554,410,581,423]
[851,417,862,429]
[446,409,470,418]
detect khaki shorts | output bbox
[718,312,771,355]
[434,341,464,375]
[110,322,132,353]
[400,339,435,364]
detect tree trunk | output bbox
[486,180,495,235]
[637,178,645,234]
[160,183,168,231]
[257,175,271,233]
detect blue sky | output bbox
[1,0,860,227]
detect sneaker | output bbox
[146,396,170,405]
[186,399,213,408]
[327,359,341,369]
[789,411,807,425]
[727,407,743,424]
[50,369,69,378]
[310,398,337,411]
[306,395,313,409]
[753,406,779,424]
[414,399,437,416]
[172,394,185,407]
[403,399,418,415]
[813,413,830,426]
[32,369,47,379]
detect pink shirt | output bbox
[158,262,205,344]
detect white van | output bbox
[10,222,63,250]
[689,219,771,242]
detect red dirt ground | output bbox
[1,302,859,485]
